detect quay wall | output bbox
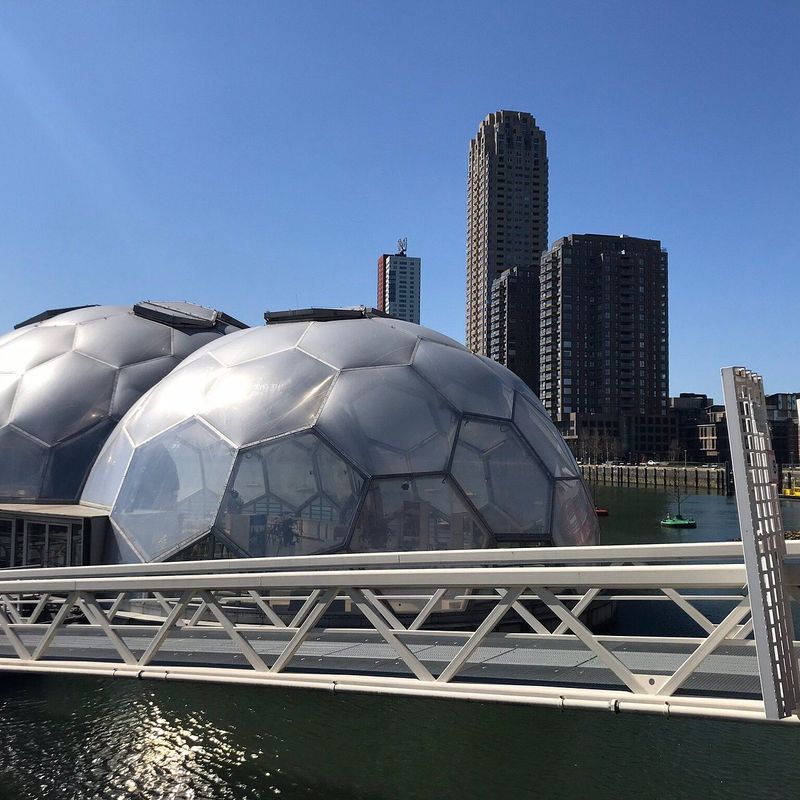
[580,464,729,494]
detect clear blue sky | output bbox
[0,1,797,399]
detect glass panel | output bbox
[218,432,364,558]
[200,350,336,447]
[552,479,600,547]
[298,318,417,369]
[172,328,233,361]
[477,355,534,396]
[9,351,116,445]
[110,355,179,418]
[0,519,11,568]
[102,520,145,565]
[349,476,491,553]
[70,523,84,566]
[168,532,241,562]
[381,319,463,350]
[25,522,46,567]
[412,340,514,418]
[14,523,23,567]
[112,419,236,561]
[81,428,134,508]
[316,366,458,475]
[123,355,220,445]
[0,325,75,373]
[209,323,311,367]
[451,417,551,536]
[0,427,48,502]
[46,523,69,568]
[41,419,117,502]
[0,373,19,427]
[73,313,172,368]
[512,392,580,478]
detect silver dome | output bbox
[82,317,598,563]
[0,301,245,503]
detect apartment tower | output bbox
[377,240,421,323]
[466,110,548,357]
[539,234,668,421]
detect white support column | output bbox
[722,366,800,720]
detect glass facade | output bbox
[83,317,599,563]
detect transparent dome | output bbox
[0,302,245,503]
[83,317,598,563]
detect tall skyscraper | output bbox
[539,234,669,421]
[489,265,539,391]
[377,239,421,323]
[466,110,548,357]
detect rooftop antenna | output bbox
[397,237,408,256]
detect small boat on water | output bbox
[660,495,696,528]
[595,507,609,516]
[782,487,800,500]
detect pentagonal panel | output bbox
[217,431,364,557]
[412,340,514,418]
[513,392,580,478]
[110,356,180,419]
[298,318,418,369]
[0,373,19,427]
[0,427,48,501]
[0,325,75,373]
[451,416,551,536]
[74,313,172,367]
[81,427,135,508]
[552,479,600,547]
[209,322,311,367]
[316,366,458,476]
[200,350,337,447]
[348,476,491,552]
[122,355,221,445]
[112,419,236,561]
[10,352,116,445]
[41,419,118,501]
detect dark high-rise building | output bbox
[466,111,548,357]
[489,265,539,391]
[539,234,669,422]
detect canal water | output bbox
[1,489,800,799]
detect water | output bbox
[1,489,800,799]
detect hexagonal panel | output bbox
[316,366,458,476]
[412,340,514,418]
[10,351,116,445]
[217,431,364,557]
[209,322,311,367]
[349,475,491,552]
[0,325,75,374]
[81,427,135,508]
[0,426,48,501]
[112,419,236,561]
[552,478,600,547]
[298,318,418,369]
[110,355,180,419]
[451,416,551,536]
[199,350,337,447]
[123,354,221,445]
[512,391,580,478]
[74,313,172,367]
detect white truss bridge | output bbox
[0,367,798,725]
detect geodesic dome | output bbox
[82,316,599,563]
[0,302,245,503]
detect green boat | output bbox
[660,496,696,528]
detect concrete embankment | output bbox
[580,464,729,494]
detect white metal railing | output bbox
[0,542,796,723]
